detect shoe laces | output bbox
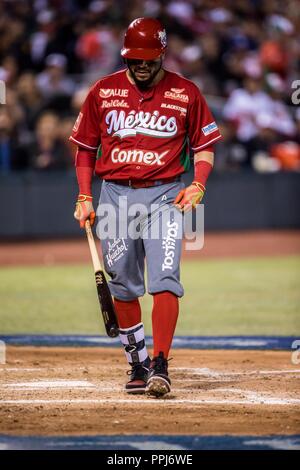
[151,352,172,372]
[126,362,147,376]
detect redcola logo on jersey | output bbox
[102,99,129,108]
[105,110,177,139]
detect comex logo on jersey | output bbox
[111,148,168,165]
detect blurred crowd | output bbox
[0,0,299,173]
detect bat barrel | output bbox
[85,221,120,339]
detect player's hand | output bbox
[174,182,205,213]
[74,194,96,229]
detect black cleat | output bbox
[125,357,150,394]
[146,352,171,397]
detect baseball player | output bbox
[71,18,221,397]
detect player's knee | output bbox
[148,279,184,298]
[108,280,145,301]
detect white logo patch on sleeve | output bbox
[73,112,83,132]
[202,121,218,136]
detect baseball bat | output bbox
[85,220,119,338]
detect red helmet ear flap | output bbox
[121,17,167,60]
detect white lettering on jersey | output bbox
[105,110,177,139]
[101,99,129,108]
[202,121,218,136]
[161,103,187,115]
[164,90,189,103]
[111,148,168,165]
[99,89,129,98]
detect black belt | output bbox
[106,176,180,189]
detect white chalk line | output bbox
[2,367,299,376]
[2,380,95,389]
[1,395,300,406]
[1,377,299,405]
[0,368,43,372]
[1,368,299,405]
[215,388,300,405]
[173,367,300,377]
[0,367,89,372]
[2,386,299,401]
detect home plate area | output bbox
[0,336,299,450]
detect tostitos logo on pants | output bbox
[111,148,168,165]
[161,221,179,271]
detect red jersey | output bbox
[70,69,221,180]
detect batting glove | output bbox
[74,194,96,229]
[174,182,205,213]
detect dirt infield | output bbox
[0,230,299,266]
[0,346,299,436]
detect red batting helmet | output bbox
[121,18,167,60]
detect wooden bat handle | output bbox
[85,220,102,273]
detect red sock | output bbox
[152,292,179,358]
[114,298,142,329]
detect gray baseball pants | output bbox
[96,180,185,300]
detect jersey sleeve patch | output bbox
[202,121,218,136]
[73,112,83,133]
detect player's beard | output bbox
[127,58,163,90]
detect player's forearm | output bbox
[193,148,214,190]
[75,148,97,197]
